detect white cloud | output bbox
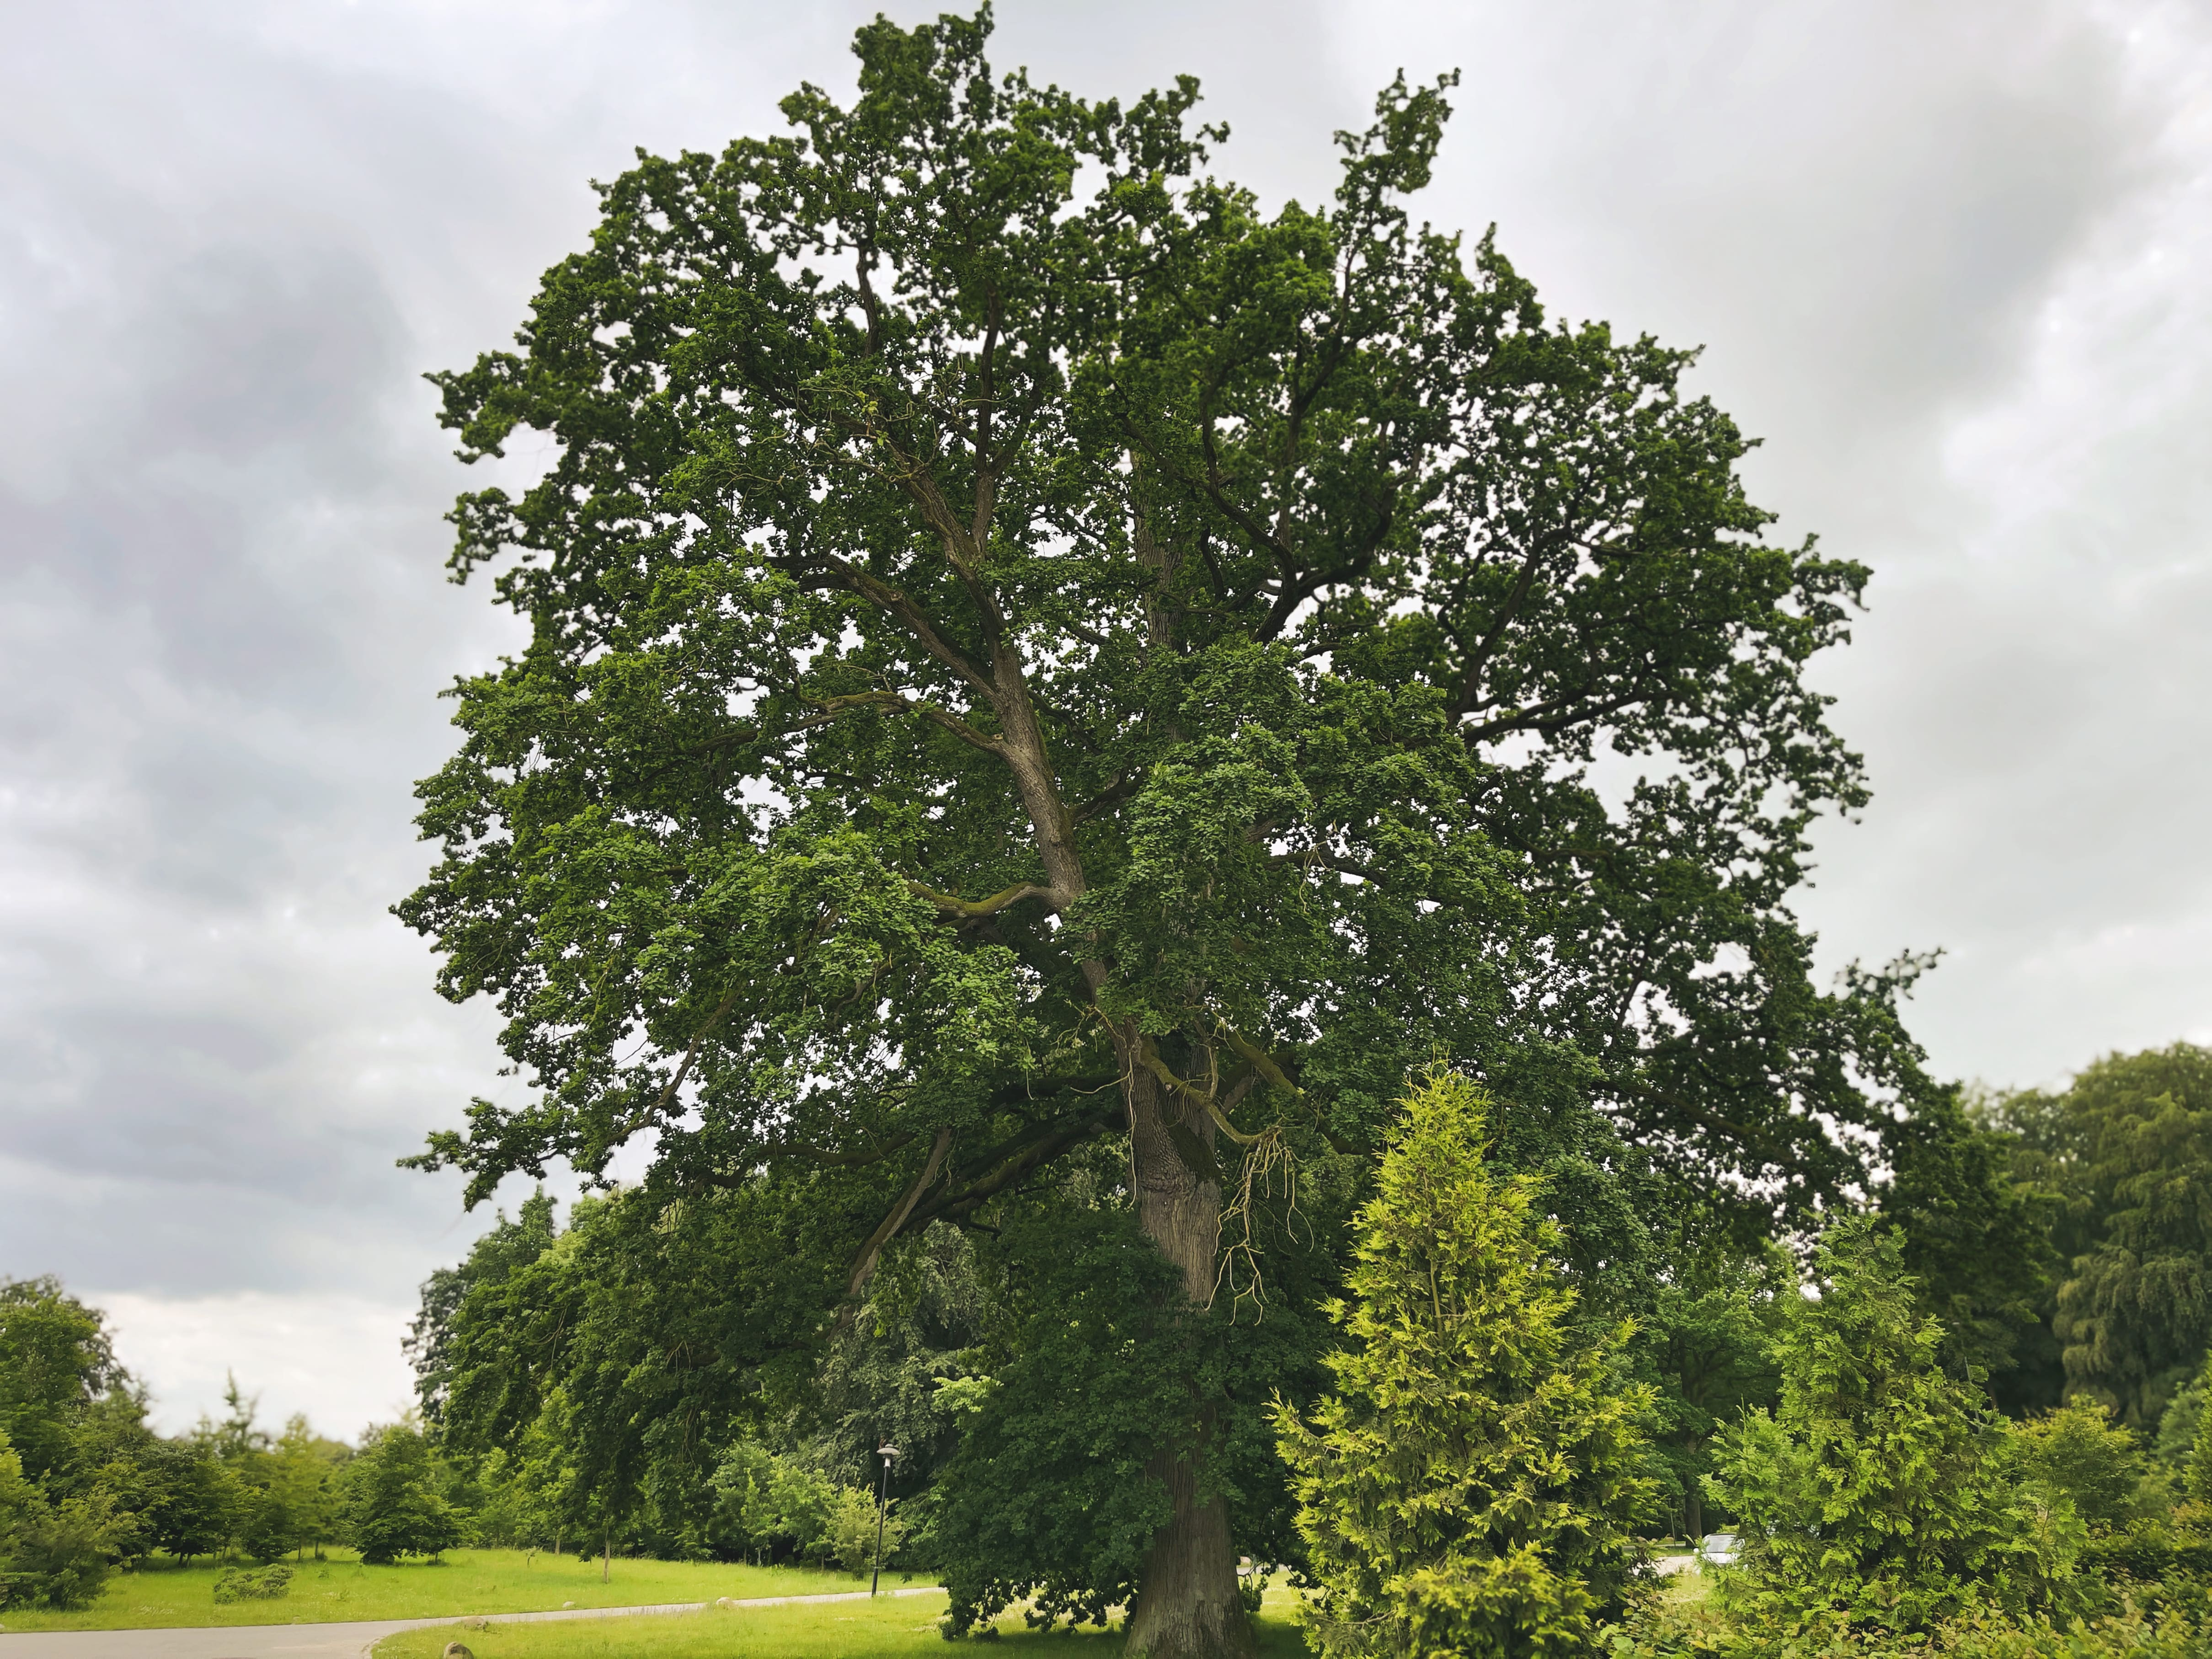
[91,1289,417,1441]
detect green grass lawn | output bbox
[369,1586,1314,1659]
[0,1547,912,1632]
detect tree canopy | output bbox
[398,9,1925,1650]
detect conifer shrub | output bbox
[1274,1069,1657,1659]
[212,1563,293,1603]
[1705,1217,2086,1643]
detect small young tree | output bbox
[1273,1070,1656,1659]
[1707,1216,2076,1640]
[342,1423,461,1564]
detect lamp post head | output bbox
[878,1444,900,1463]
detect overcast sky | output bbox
[3,0,2207,1438]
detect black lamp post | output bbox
[871,1443,900,1596]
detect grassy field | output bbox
[369,1586,1315,1659]
[0,1547,908,1632]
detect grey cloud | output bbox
[2,0,2207,1431]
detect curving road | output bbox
[0,1583,946,1659]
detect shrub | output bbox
[212,1564,292,1604]
[238,1490,298,1564]
[1705,1216,2082,1642]
[1613,1600,2212,1659]
[825,1485,904,1576]
[0,1429,114,1611]
[1274,1070,1657,1659]
[2013,1396,2154,1529]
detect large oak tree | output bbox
[401,11,1922,1654]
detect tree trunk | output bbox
[602,1530,610,1581]
[1119,1057,1256,1659]
[989,602,1247,1659]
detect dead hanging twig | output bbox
[1210,1123,1304,1320]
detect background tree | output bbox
[401,10,1915,1651]
[267,1414,349,1560]
[133,1439,239,1566]
[1706,1218,2069,1640]
[406,1189,558,1434]
[2010,1397,2152,1532]
[2051,1047,2212,1429]
[1273,1072,1656,1659]
[0,1279,131,1490]
[1633,1240,1783,1541]
[1977,1045,2212,1429]
[0,1427,114,1611]
[1881,1088,2061,1401]
[342,1422,460,1564]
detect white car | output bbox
[1699,1532,1739,1568]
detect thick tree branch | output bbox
[841,1125,955,1305]
[905,879,1055,920]
[805,688,1006,757]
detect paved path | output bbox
[0,1584,946,1659]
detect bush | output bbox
[1612,1599,2212,1658]
[2013,1396,2154,1529]
[0,1429,114,1611]
[825,1485,903,1576]
[1706,1217,2083,1642]
[212,1564,292,1604]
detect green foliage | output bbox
[408,1189,560,1433]
[128,1439,242,1563]
[344,1423,463,1564]
[211,1563,293,1602]
[0,1279,130,1490]
[931,1207,1195,1635]
[1274,1071,1657,1659]
[2192,1357,2212,1506]
[808,1222,988,1493]
[1882,1090,2061,1390]
[825,1485,904,1576]
[1615,1598,2212,1659]
[1986,1044,2212,1430]
[1706,1218,2074,1641]
[711,1444,840,1564]
[0,1427,114,1611]
[397,3,1923,1624]
[2012,1397,2153,1531]
[2156,1371,2203,1473]
[705,1443,901,1575]
[1633,1243,1784,1539]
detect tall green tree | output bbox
[1881,1088,2061,1399]
[1273,1071,1655,1659]
[1981,1045,2212,1429]
[0,1279,130,1489]
[2052,1047,2212,1429]
[406,1189,560,1434]
[342,1422,461,1564]
[400,11,1913,1651]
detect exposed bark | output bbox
[1119,1050,1256,1659]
